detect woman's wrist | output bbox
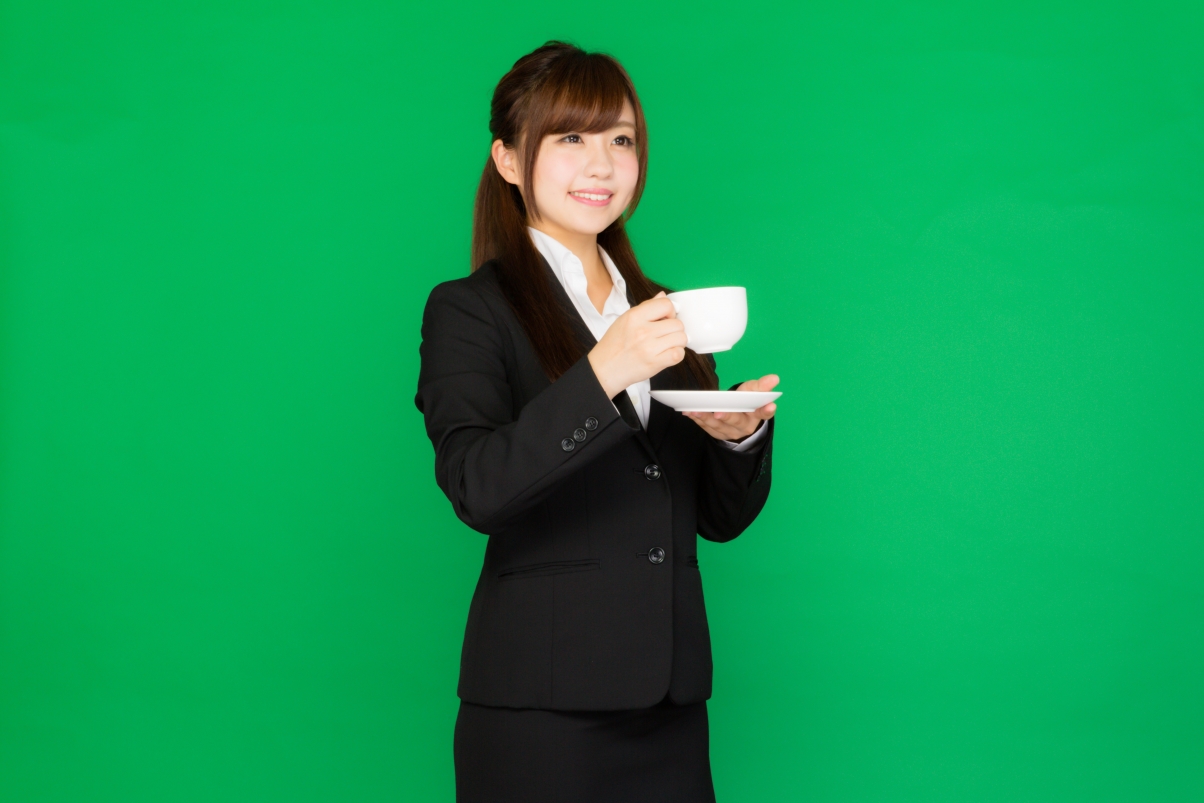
[587,348,622,399]
[726,418,764,443]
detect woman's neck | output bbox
[530,223,609,288]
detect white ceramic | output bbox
[665,287,748,353]
[650,389,781,413]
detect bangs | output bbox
[530,54,635,139]
[543,83,628,136]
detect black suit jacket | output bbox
[414,257,775,710]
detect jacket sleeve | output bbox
[695,353,775,543]
[414,279,638,534]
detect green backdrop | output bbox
[2,1,1201,801]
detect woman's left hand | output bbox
[683,374,779,443]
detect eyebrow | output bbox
[560,119,637,136]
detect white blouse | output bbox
[528,226,767,452]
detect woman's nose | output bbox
[583,141,613,177]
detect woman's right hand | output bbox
[587,291,687,399]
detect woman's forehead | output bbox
[550,99,637,134]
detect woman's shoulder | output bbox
[421,259,510,336]
[426,259,504,304]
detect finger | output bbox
[712,411,749,429]
[693,411,746,435]
[692,410,748,425]
[642,296,676,321]
[649,318,686,338]
[743,375,780,392]
[685,414,743,439]
[741,375,775,390]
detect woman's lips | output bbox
[569,190,612,207]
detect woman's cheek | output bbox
[618,156,640,195]
[548,153,582,188]
[533,155,575,200]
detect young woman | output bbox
[414,40,779,802]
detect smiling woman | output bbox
[469,41,720,394]
[414,39,777,803]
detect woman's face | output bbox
[509,98,640,238]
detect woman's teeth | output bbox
[570,192,610,201]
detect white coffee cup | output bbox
[665,287,748,353]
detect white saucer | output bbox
[649,390,781,412]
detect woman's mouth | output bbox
[569,190,613,207]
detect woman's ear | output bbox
[491,139,521,187]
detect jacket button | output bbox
[648,547,665,564]
[644,463,662,480]
[573,427,587,442]
[584,417,598,431]
[561,437,576,452]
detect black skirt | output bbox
[454,692,717,803]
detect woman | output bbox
[414,40,779,802]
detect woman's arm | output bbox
[414,279,638,534]
[693,354,775,543]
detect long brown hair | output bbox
[471,40,718,391]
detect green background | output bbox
[2,1,1201,800]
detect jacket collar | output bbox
[527,226,629,319]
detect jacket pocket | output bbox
[497,558,600,581]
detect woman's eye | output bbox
[560,134,634,145]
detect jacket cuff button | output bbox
[584,417,598,431]
[561,438,576,452]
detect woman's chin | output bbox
[573,212,625,234]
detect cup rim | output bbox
[666,286,746,296]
